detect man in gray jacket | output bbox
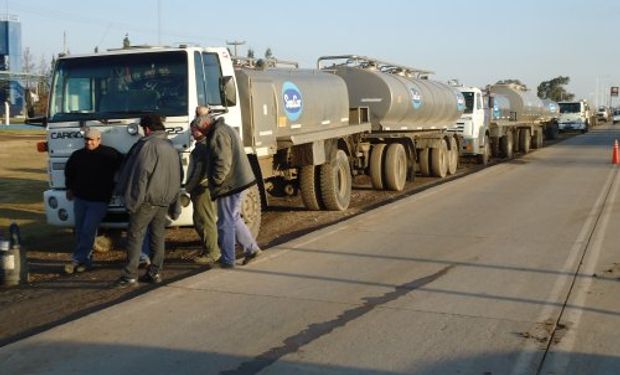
[191,108,260,268]
[114,114,181,287]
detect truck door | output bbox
[248,79,277,149]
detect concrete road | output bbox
[2,126,620,374]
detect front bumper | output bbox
[558,121,586,131]
[43,190,194,228]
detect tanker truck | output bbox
[31,45,372,239]
[451,81,554,164]
[318,55,464,192]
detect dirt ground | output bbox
[0,130,572,346]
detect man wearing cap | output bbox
[191,107,261,268]
[64,127,122,273]
[185,105,220,268]
[114,114,182,287]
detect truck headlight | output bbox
[58,209,69,221]
[48,196,58,209]
[127,123,139,135]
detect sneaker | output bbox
[242,249,262,265]
[113,276,138,288]
[65,262,91,274]
[139,272,162,284]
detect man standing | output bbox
[64,127,122,273]
[114,114,181,287]
[191,108,260,268]
[186,106,220,268]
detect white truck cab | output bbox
[453,85,491,164]
[558,100,591,133]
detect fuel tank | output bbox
[489,83,545,123]
[234,67,350,149]
[329,66,464,131]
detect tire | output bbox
[478,135,490,166]
[369,143,386,190]
[430,140,448,178]
[320,150,352,211]
[418,148,430,177]
[532,129,543,149]
[384,143,407,191]
[447,136,458,175]
[500,131,513,159]
[241,184,262,238]
[519,128,531,154]
[300,165,323,210]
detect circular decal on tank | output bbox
[410,88,422,109]
[456,92,465,112]
[282,81,303,121]
[493,105,501,120]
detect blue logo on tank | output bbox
[410,88,422,109]
[456,92,465,111]
[493,105,501,120]
[282,81,303,121]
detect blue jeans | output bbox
[217,191,259,265]
[72,198,108,265]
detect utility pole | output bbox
[157,0,161,45]
[226,40,245,57]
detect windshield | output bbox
[49,51,188,122]
[461,91,474,114]
[559,103,581,114]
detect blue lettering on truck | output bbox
[282,81,303,121]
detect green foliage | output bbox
[247,48,255,59]
[496,79,527,89]
[537,76,574,101]
[264,48,273,59]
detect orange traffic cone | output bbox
[613,140,619,165]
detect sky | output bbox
[10,0,620,107]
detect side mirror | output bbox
[220,76,237,107]
[25,115,47,127]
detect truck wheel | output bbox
[320,150,352,211]
[478,135,490,166]
[532,129,543,149]
[241,184,262,238]
[418,148,430,176]
[369,143,386,190]
[519,129,531,153]
[300,165,323,210]
[430,140,448,178]
[447,136,458,175]
[500,132,514,159]
[384,143,407,191]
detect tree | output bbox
[123,33,131,49]
[22,47,36,89]
[264,48,273,60]
[496,79,527,89]
[247,48,255,59]
[537,76,574,102]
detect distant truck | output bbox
[558,100,594,133]
[452,82,558,164]
[596,106,611,122]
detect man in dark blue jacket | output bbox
[64,127,122,273]
[114,114,181,287]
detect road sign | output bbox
[611,87,619,97]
